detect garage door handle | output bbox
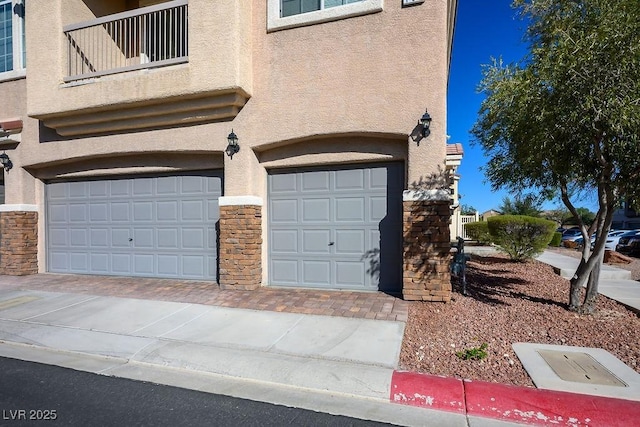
[328,242,335,246]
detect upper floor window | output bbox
[0,0,25,78]
[268,0,382,32]
[281,0,364,17]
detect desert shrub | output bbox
[464,221,492,244]
[549,232,562,247]
[487,215,557,261]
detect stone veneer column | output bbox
[218,197,262,290]
[0,206,38,276]
[402,191,452,302]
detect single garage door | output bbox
[268,163,403,292]
[47,171,222,280]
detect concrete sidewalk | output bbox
[537,250,640,312]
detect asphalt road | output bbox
[0,357,392,426]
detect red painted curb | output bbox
[390,371,465,413]
[464,379,640,427]
[390,371,640,426]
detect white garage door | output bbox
[46,172,222,280]
[268,163,403,292]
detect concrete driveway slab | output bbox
[24,296,195,335]
[272,315,405,367]
[0,319,155,359]
[159,307,305,350]
[0,290,98,321]
[130,339,394,400]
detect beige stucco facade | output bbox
[1,0,457,295]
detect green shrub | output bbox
[549,232,562,247]
[464,221,492,244]
[487,215,557,261]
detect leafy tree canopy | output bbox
[472,0,640,313]
[460,204,478,215]
[498,195,542,217]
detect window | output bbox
[281,0,364,18]
[0,0,25,78]
[268,0,382,32]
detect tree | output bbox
[472,0,640,313]
[498,195,542,217]
[460,204,477,215]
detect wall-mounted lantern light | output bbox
[225,130,240,159]
[419,109,432,138]
[0,152,12,172]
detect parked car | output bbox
[610,230,640,252]
[561,229,583,243]
[615,231,640,254]
[604,230,631,250]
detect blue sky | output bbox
[447,1,529,214]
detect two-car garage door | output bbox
[268,163,403,293]
[46,172,222,280]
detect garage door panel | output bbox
[157,176,179,195]
[269,163,402,291]
[133,254,155,274]
[110,180,130,197]
[270,174,298,193]
[271,230,298,253]
[335,169,364,190]
[134,228,154,248]
[158,229,179,249]
[370,196,387,222]
[69,182,88,198]
[90,203,109,222]
[69,204,87,222]
[49,229,68,246]
[134,201,155,221]
[335,197,365,222]
[301,171,330,191]
[302,198,330,222]
[335,261,366,287]
[182,228,205,249]
[369,167,388,189]
[158,255,179,275]
[111,202,130,221]
[89,181,108,197]
[182,200,205,221]
[90,253,109,272]
[271,199,298,222]
[272,260,298,283]
[69,252,89,271]
[50,252,68,270]
[47,172,221,280]
[49,206,67,223]
[111,254,131,273]
[335,230,365,254]
[302,261,331,285]
[302,229,331,253]
[182,256,205,277]
[69,229,88,247]
[132,178,153,196]
[111,229,131,247]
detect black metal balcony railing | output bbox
[64,0,188,82]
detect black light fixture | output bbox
[225,129,240,159]
[0,152,12,172]
[419,109,432,138]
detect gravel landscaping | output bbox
[399,253,640,387]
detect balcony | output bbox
[64,1,189,83]
[27,0,252,137]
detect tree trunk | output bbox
[581,253,602,314]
